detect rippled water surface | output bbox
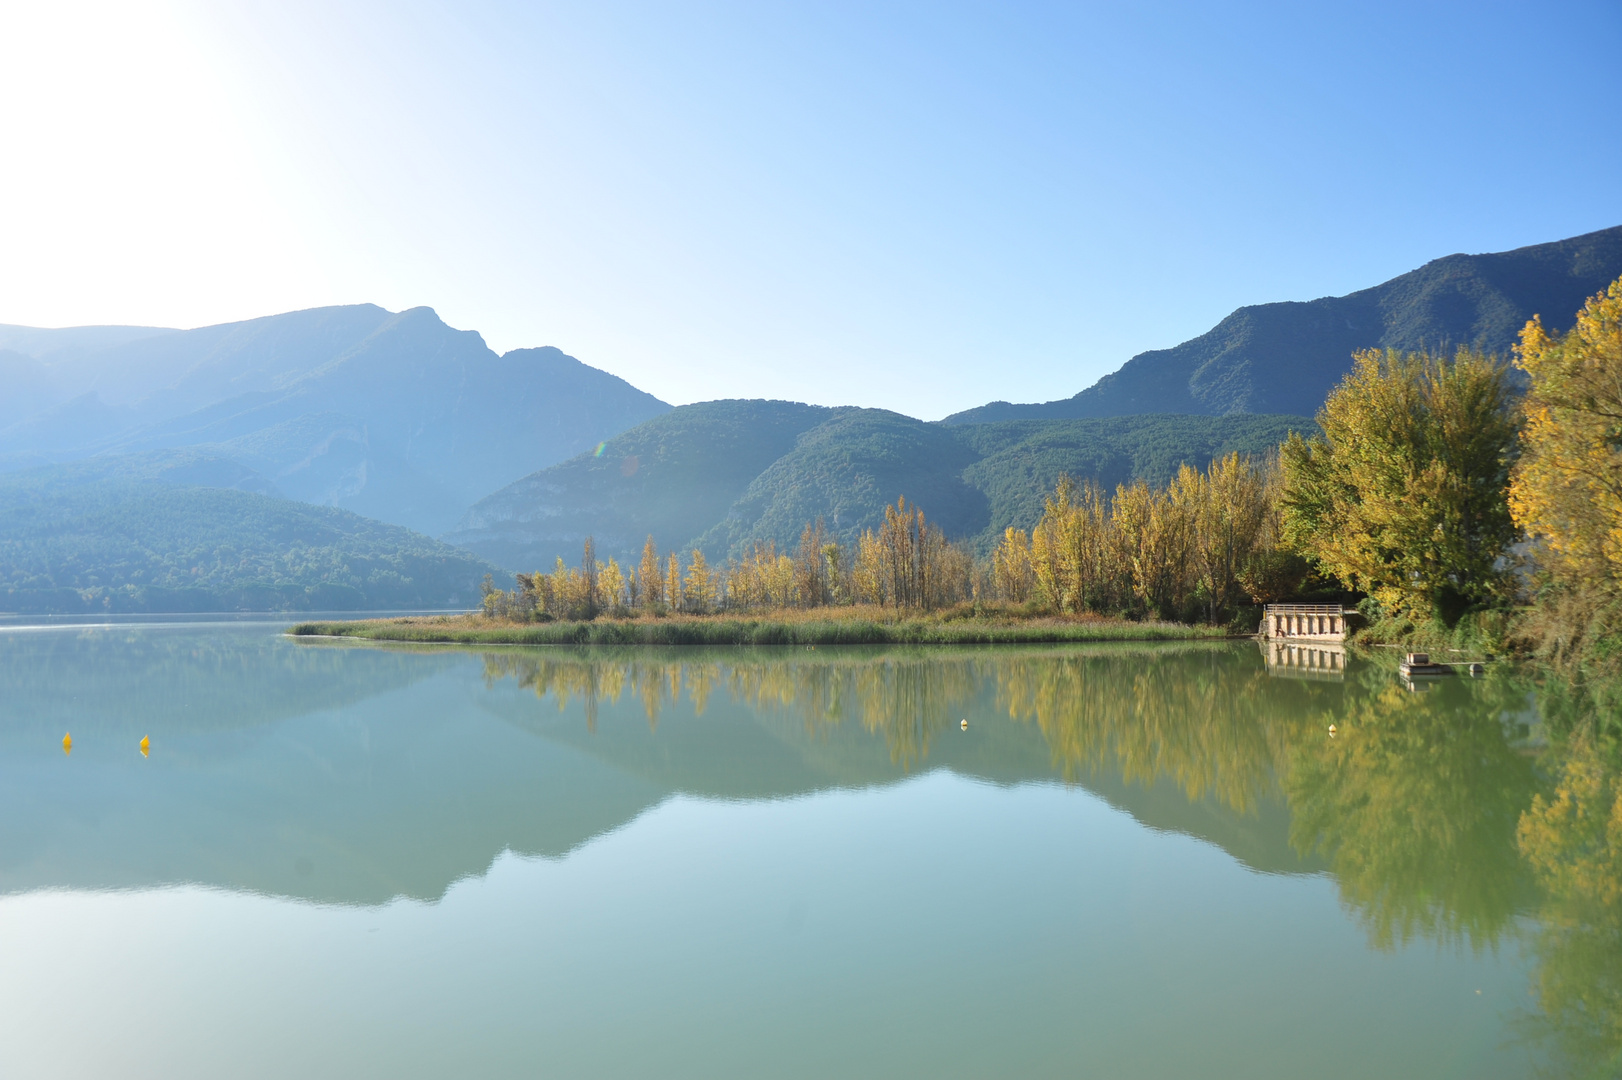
[1,620,1616,1078]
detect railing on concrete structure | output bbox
[1263,603,1352,641]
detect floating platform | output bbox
[1398,651,1451,678]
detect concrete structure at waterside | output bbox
[1263,603,1352,642]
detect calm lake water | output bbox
[0,619,1615,1078]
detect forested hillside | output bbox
[449,404,1312,572]
[947,224,1622,422]
[0,455,498,614]
[444,400,844,572]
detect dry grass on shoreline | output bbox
[288,604,1233,647]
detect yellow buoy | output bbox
[140,735,150,757]
[960,719,969,730]
[62,732,72,755]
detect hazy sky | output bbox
[1,1,1618,418]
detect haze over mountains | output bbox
[0,451,498,614]
[0,305,670,534]
[3,224,1618,610]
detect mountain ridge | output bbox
[0,305,672,534]
[7,224,1619,591]
[945,224,1622,423]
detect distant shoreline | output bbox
[288,612,1234,646]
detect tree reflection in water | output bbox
[482,648,975,766]
[1285,674,1540,950]
[478,644,1621,1074]
[991,647,1297,811]
[1517,735,1622,1077]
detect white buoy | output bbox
[960,719,968,730]
[1328,724,1338,737]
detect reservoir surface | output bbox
[0,618,1612,1078]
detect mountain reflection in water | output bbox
[0,627,1617,1075]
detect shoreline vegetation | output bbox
[289,606,1233,646]
[299,275,1622,720]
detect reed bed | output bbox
[289,606,1231,646]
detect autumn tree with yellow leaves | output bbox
[1510,277,1622,666]
[1280,346,1521,624]
[683,549,716,613]
[991,454,1283,621]
[665,551,683,612]
[846,497,974,610]
[639,536,663,608]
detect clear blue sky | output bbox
[1,0,1618,418]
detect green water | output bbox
[0,620,1616,1078]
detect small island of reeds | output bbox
[289,605,1231,647]
[291,480,1266,647]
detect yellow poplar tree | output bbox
[665,552,683,612]
[1176,453,1272,622]
[598,558,626,614]
[639,537,663,607]
[1510,277,1622,595]
[993,527,1034,602]
[684,549,716,613]
[853,529,885,605]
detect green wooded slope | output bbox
[450,406,1313,571]
[0,454,499,613]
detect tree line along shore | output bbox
[299,278,1622,684]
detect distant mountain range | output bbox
[4,224,1618,608]
[945,224,1622,423]
[446,401,1309,571]
[448,226,1622,573]
[0,305,670,535]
